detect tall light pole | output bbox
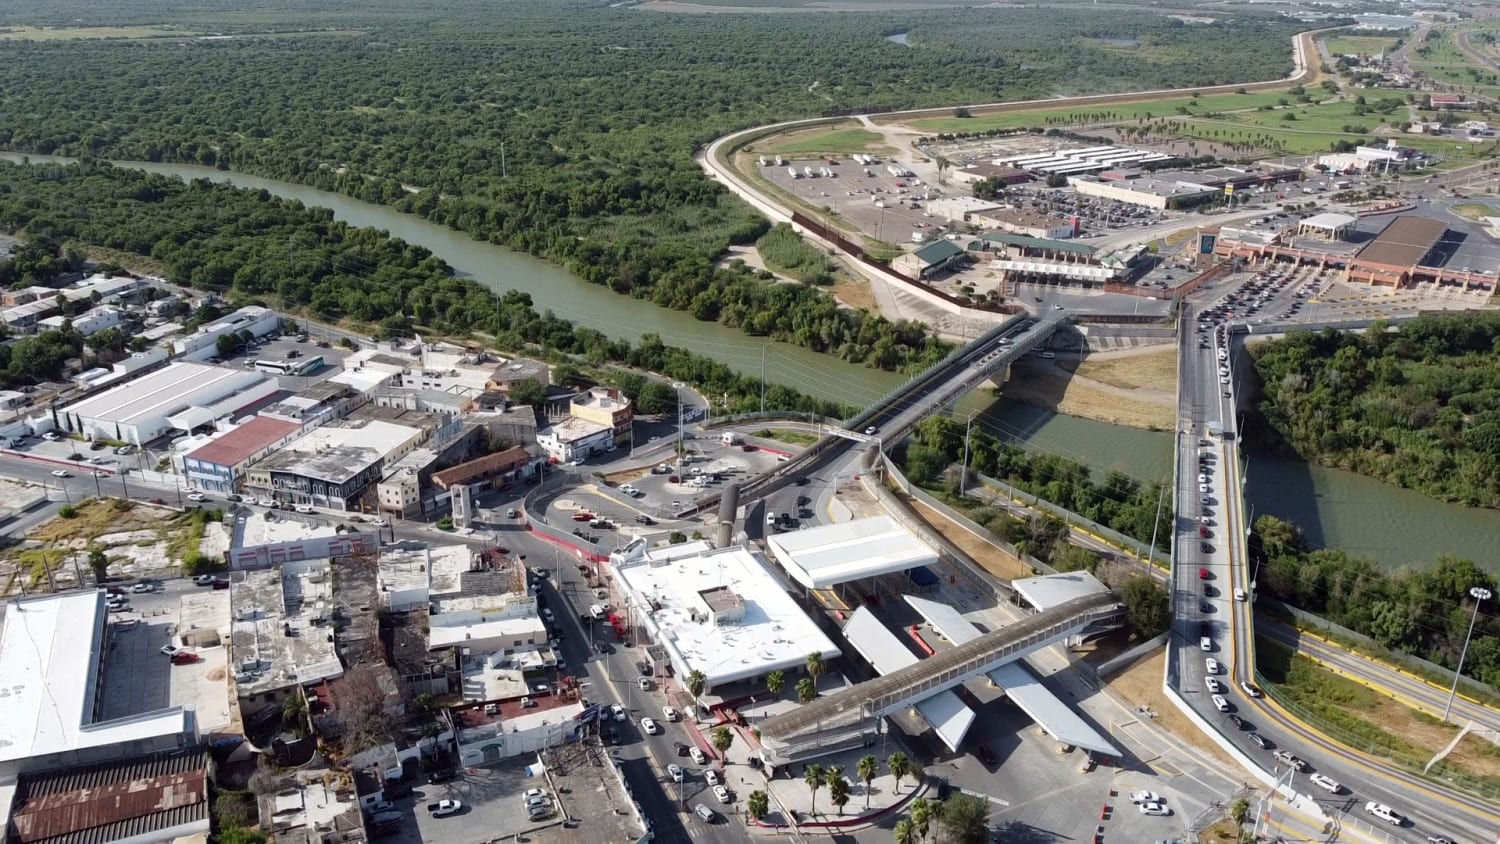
[1444,585,1491,723]
[959,410,976,497]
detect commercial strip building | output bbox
[567,387,633,448]
[1068,174,1220,210]
[537,416,613,463]
[609,539,841,693]
[54,362,278,445]
[1206,213,1495,290]
[172,305,283,361]
[180,415,304,494]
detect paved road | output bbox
[1170,300,1500,844]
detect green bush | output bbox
[58,505,77,519]
[435,517,454,531]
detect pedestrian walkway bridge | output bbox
[758,592,1121,760]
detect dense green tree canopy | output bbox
[1251,316,1500,508]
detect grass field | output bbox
[1453,201,1500,220]
[1322,35,1398,57]
[905,89,1297,134]
[757,125,894,157]
[1256,636,1500,795]
[0,25,195,40]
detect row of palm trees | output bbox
[743,752,917,824]
[683,651,831,712]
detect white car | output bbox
[187,492,207,502]
[1139,802,1171,817]
[1233,588,1247,602]
[428,799,463,817]
[1363,802,1403,826]
[662,705,679,721]
[132,582,155,593]
[1205,657,1220,674]
[1308,773,1341,794]
[641,717,660,735]
[704,769,721,786]
[689,747,708,765]
[1211,694,1229,712]
[1127,790,1160,805]
[1240,680,1262,698]
[667,764,684,782]
[611,704,627,722]
[522,788,547,805]
[50,469,70,478]
[713,785,731,804]
[1204,677,1222,694]
[1200,636,1212,652]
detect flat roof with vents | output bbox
[1354,216,1447,267]
[764,516,937,589]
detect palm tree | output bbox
[711,726,734,765]
[686,669,707,710]
[804,764,825,816]
[826,765,849,815]
[766,669,784,698]
[887,751,911,794]
[894,818,916,844]
[796,676,817,703]
[856,754,878,809]
[805,651,826,685]
[747,790,770,824]
[910,798,933,842]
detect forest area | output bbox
[0,161,846,415]
[1250,315,1500,509]
[1252,515,1500,689]
[0,0,1303,371]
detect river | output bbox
[964,391,1500,574]
[8,151,1497,573]
[0,152,903,409]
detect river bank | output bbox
[999,346,1177,431]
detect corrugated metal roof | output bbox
[11,750,209,844]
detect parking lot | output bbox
[387,751,636,844]
[99,580,233,732]
[758,156,956,246]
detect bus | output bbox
[254,355,324,376]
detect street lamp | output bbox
[1444,585,1492,723]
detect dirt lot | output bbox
[830,275,879,312]
[1107,649,1239,770]
[908,496,1035,582]
[3,499,201,594]
[1064,347,1178,395]
[1004,358,1175,431]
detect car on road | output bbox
[50,469,70,478]
[294,504,314,514]
[194,574,217,586]
[704,769,721,786]
[170,651,203,665]
[864,426,878,436]
[1363,802,1404,826]
[1273,750,1307,772]
[1198,567,1209,580]
[1226,713,1245,730]
[611,704,627,722]
[1239,680,1261,698]
[667,764,684,782]
[160,645,180,657]
[187,492,207,502]
[1127,791,1161,805]
[1138,802,1171,817]
[42,432,60,441]
[662,705,680,721]
[1200,636,1212,652]
[426,768,456,784]
[1211,694,1229,712]
[133,582,156,593]
[689,747,708,765]
[1247,732,1267,749]
[641,717,660,735]
[1233,588,1246,602]
[713,785,731,803]
[426,799,463,817]
[694,804,718,823]
[1204,677,1221,694]
[1427,836,1457,844]
[1205,657,1219,674]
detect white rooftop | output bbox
[61,362,270,425]
[231,562,344,696]
[842,607,921,676]
[378,543,475,598]
[280,418,419,458]
[906,596,981,646]
[0,592,191,765]
[987,662,1119,757]
[1012,572,1111,612]
[764,516,937,589]
[613,541,841,687]
[1300,212,1358,229]
[235,512,349,549]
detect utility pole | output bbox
[500,143,507,179]
[1444,586,1492,723]
[760,346,767,415]
[959,410,976,497]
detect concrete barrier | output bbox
[1095,632,1167,678]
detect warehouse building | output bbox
[55,362,278,445]
[172,305,283,361]
[1068,175,1220,210]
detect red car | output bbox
[1198,567,1210,580]
[572,512,593,522]
[170,652,203,665]
[1198,526,1210,538]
